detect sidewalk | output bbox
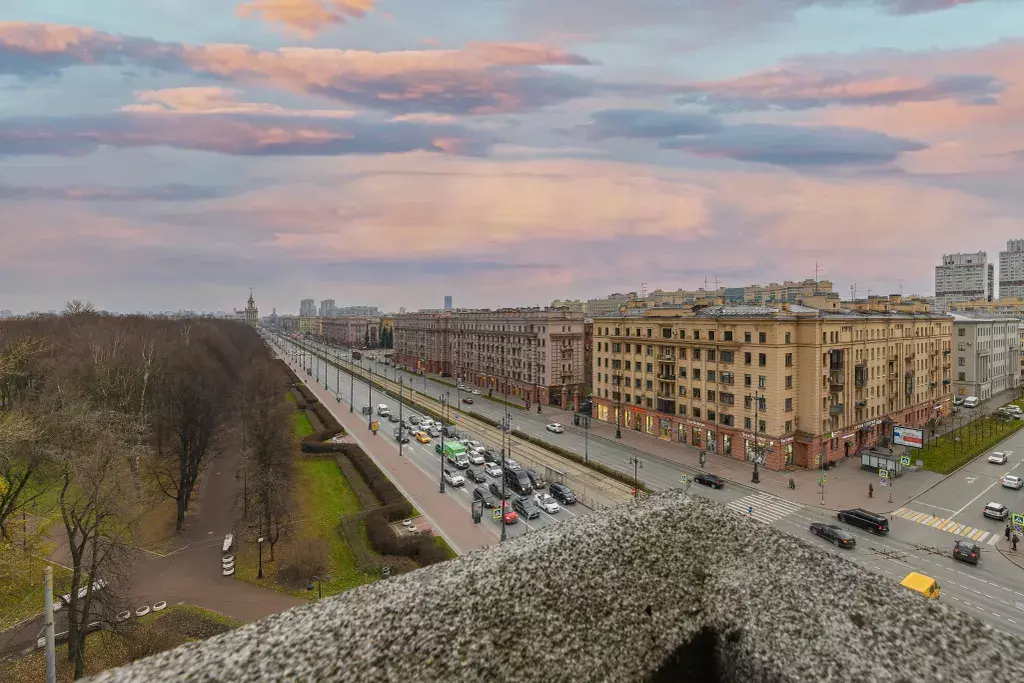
[535,400,943,513]
[994,536,1024,572]
[283,356,496,555]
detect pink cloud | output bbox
[0,23,595,114]
[237,0,378,37]
[121,87,356,118]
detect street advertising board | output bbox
[893,425,924,449]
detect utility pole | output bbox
[750,391,762,484]
[367,360,373,430]
[628,455,642,499]
[349,359,354,413]
[44,566,56,683]
[439,393,447,493]
[397,378,404,458]
[500,400,509,542]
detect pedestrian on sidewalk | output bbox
[1014,533,1020,552]
[1006,524,1012,542]
[868,483,873,499]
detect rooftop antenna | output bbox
[814,262,821,287]
[896,278,904,297]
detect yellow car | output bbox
[415,431,431,444]
[900,572,939,599]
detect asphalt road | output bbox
[272,333,1024,637]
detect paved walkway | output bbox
[285,357,496,555]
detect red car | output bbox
[501,501,519,525]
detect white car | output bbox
[472,389,481,395]
[989,451,1010,465]
[468,450,486,465]
[504,458,522,470]
[546,423,564,433]
[1002,474,1023,490]
[443,468,465,487]
[484,463,502,477]
[983,502,1009,520]
[419,418,434,429]
[464,440,483,451]
[534,493,560,514]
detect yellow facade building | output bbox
[592,301,952,470]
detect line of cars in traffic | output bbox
[376,403,581,527]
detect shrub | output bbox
[301,429,347,454]
[294,383,317,404]
[344,447,410,507]
[310,402,343,432]
[277,538,330,587]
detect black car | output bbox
[465,467,487,484]
[473,486,498,508]
[443,426,459,438]
[482,449,500,465]
[953,539,980,565]
[388,414,401,423]
[525,468,547,490]
[463,397,474,404]
[809,523,856,548]
[488,481,505,500]
[512,496,541,520]
[393,430,409,444]
[837,508,889,535]
[694,473,724,489]
[549,482,576,504]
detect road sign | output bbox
[893,425,924,449]
[748,506,753,516]
[1013,513,1024,527]
[680,474,688,484]
[900,455,911,466]
[492,509,502,520]
[879,480,887,487]
[879,469,889,480]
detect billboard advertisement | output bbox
[893,425,924,449]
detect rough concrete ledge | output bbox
[89,491,1024,683]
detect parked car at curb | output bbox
[694,473,724,489]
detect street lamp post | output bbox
[349,360,354,413]
[500,402,509,543]
[581,414,590,464]
[615,374,623,438]
[257,535,265,579]
[367,361,373,430]
[749,391,764,484]
[628,456,642,499]
[397,378,404,457]
[439,393,447,494]
[308,575,322,599]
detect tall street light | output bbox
[367,360,373,430]
[257,535,265,579]
[628,455,643,499]
[439,393,448,494]
[748,391,765,484]
[615,374,623,438]
[349,359,354,413]
[500,401,510,543]
[397,378,405,457]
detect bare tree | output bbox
[152,339,229,532]
[55,399,142,679]
[240,355,293,561]
[63,300,97,316]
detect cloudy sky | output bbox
[1,1,1022,315]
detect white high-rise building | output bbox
[934,251,994,312]
[300,299,316,317]
[999,239,1024,300]
[951,312,1021,400]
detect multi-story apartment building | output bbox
[393,308,588,409]
[591,298,952,470]
[999,239,1024,300]
[950,296,1024,315]
[319,299,336,317]
[950,313,1021,400]
[744,279,836,304]
[298,316,321,335]
[300,299,316,317]
[321,315,382,348]
[1019,323,1024,378]
[935,251,994,312]
[586,293,640,317]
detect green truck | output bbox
[436,441,469,468]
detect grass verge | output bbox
[0,549,72,631]
[433,535,458,559]
[292,410,315,438]
[919,402,1024,474]
[234,458,375,598]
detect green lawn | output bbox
[292,410,315,438]
[433,535,458,559]
[235,459,374,597]
[285,391,297,404]
[0,550,73,631]
[919,400,1024,474]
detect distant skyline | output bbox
[1,1,1023,314]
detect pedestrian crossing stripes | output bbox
[892,507,1001,545]
[726,493,803,525]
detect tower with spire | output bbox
[244,288,259,326]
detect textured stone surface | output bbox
[89,491,1024,683]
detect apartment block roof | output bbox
[593,303,951,322]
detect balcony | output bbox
[829,373,844,393]
[905,352,915,361]
[829,404,844,416]
[719,376,735,386]
[658,372,676,381]
[659,353,677,362]
[656,398,676,414]
[855,400,867,408]
[92,492,1014,683]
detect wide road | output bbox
[271,333,1024,637]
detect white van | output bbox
[377,404,390,417]
[963,396,979,408]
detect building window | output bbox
[958,372,966,381]
[759,420,767,433]
[647,329,653,337]
[785,375,793,389]
[646,363,653,372]
[758,396,766,411]
[722,351,733,363]
[745,332,752,342]
[694,330,701,340]
[785,353,793,367]
[759,375,767,388]
[724,331,733,341]
[958,328,965,336]
[708,331,716,341]
[625,377,631,387]
[679,367,687,378]
[785,332,791,344]
[694,349,702,361]
[679,348,687,360]
[679,404,687,416]
[662,328,672,339]
[745,395,752,409]
[744,352,752,365]
[646,380,653,390]
[708,390,716,402]
[612,342,621,353]
[708,370,716,382]
[759,353,767,367]
[693,388,701,399]
[625,393,631,402]
[744,374,752,387]
[785,420,793,433]
[759,332,767,343]
[707,410,716,422]
[958,357,965,366]
[744,417,752,429]
[625,360,631,370]
[785,398,793,412]
[694,369,701,380]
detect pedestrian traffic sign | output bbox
[900,455,910,466]
[748,506,753,516]
[680,474,688,484]
[879,469,889,480]
[492,509,502,520]
[879,480,887,487]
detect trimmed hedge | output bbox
[338,514,381,574]
[511,429,650,493]
[363,503,448,566]
[310,402,342,432]
[345,446,410,508]
[301,429,346,454]
[293,382,317,404]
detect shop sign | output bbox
[781,437,794,445]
